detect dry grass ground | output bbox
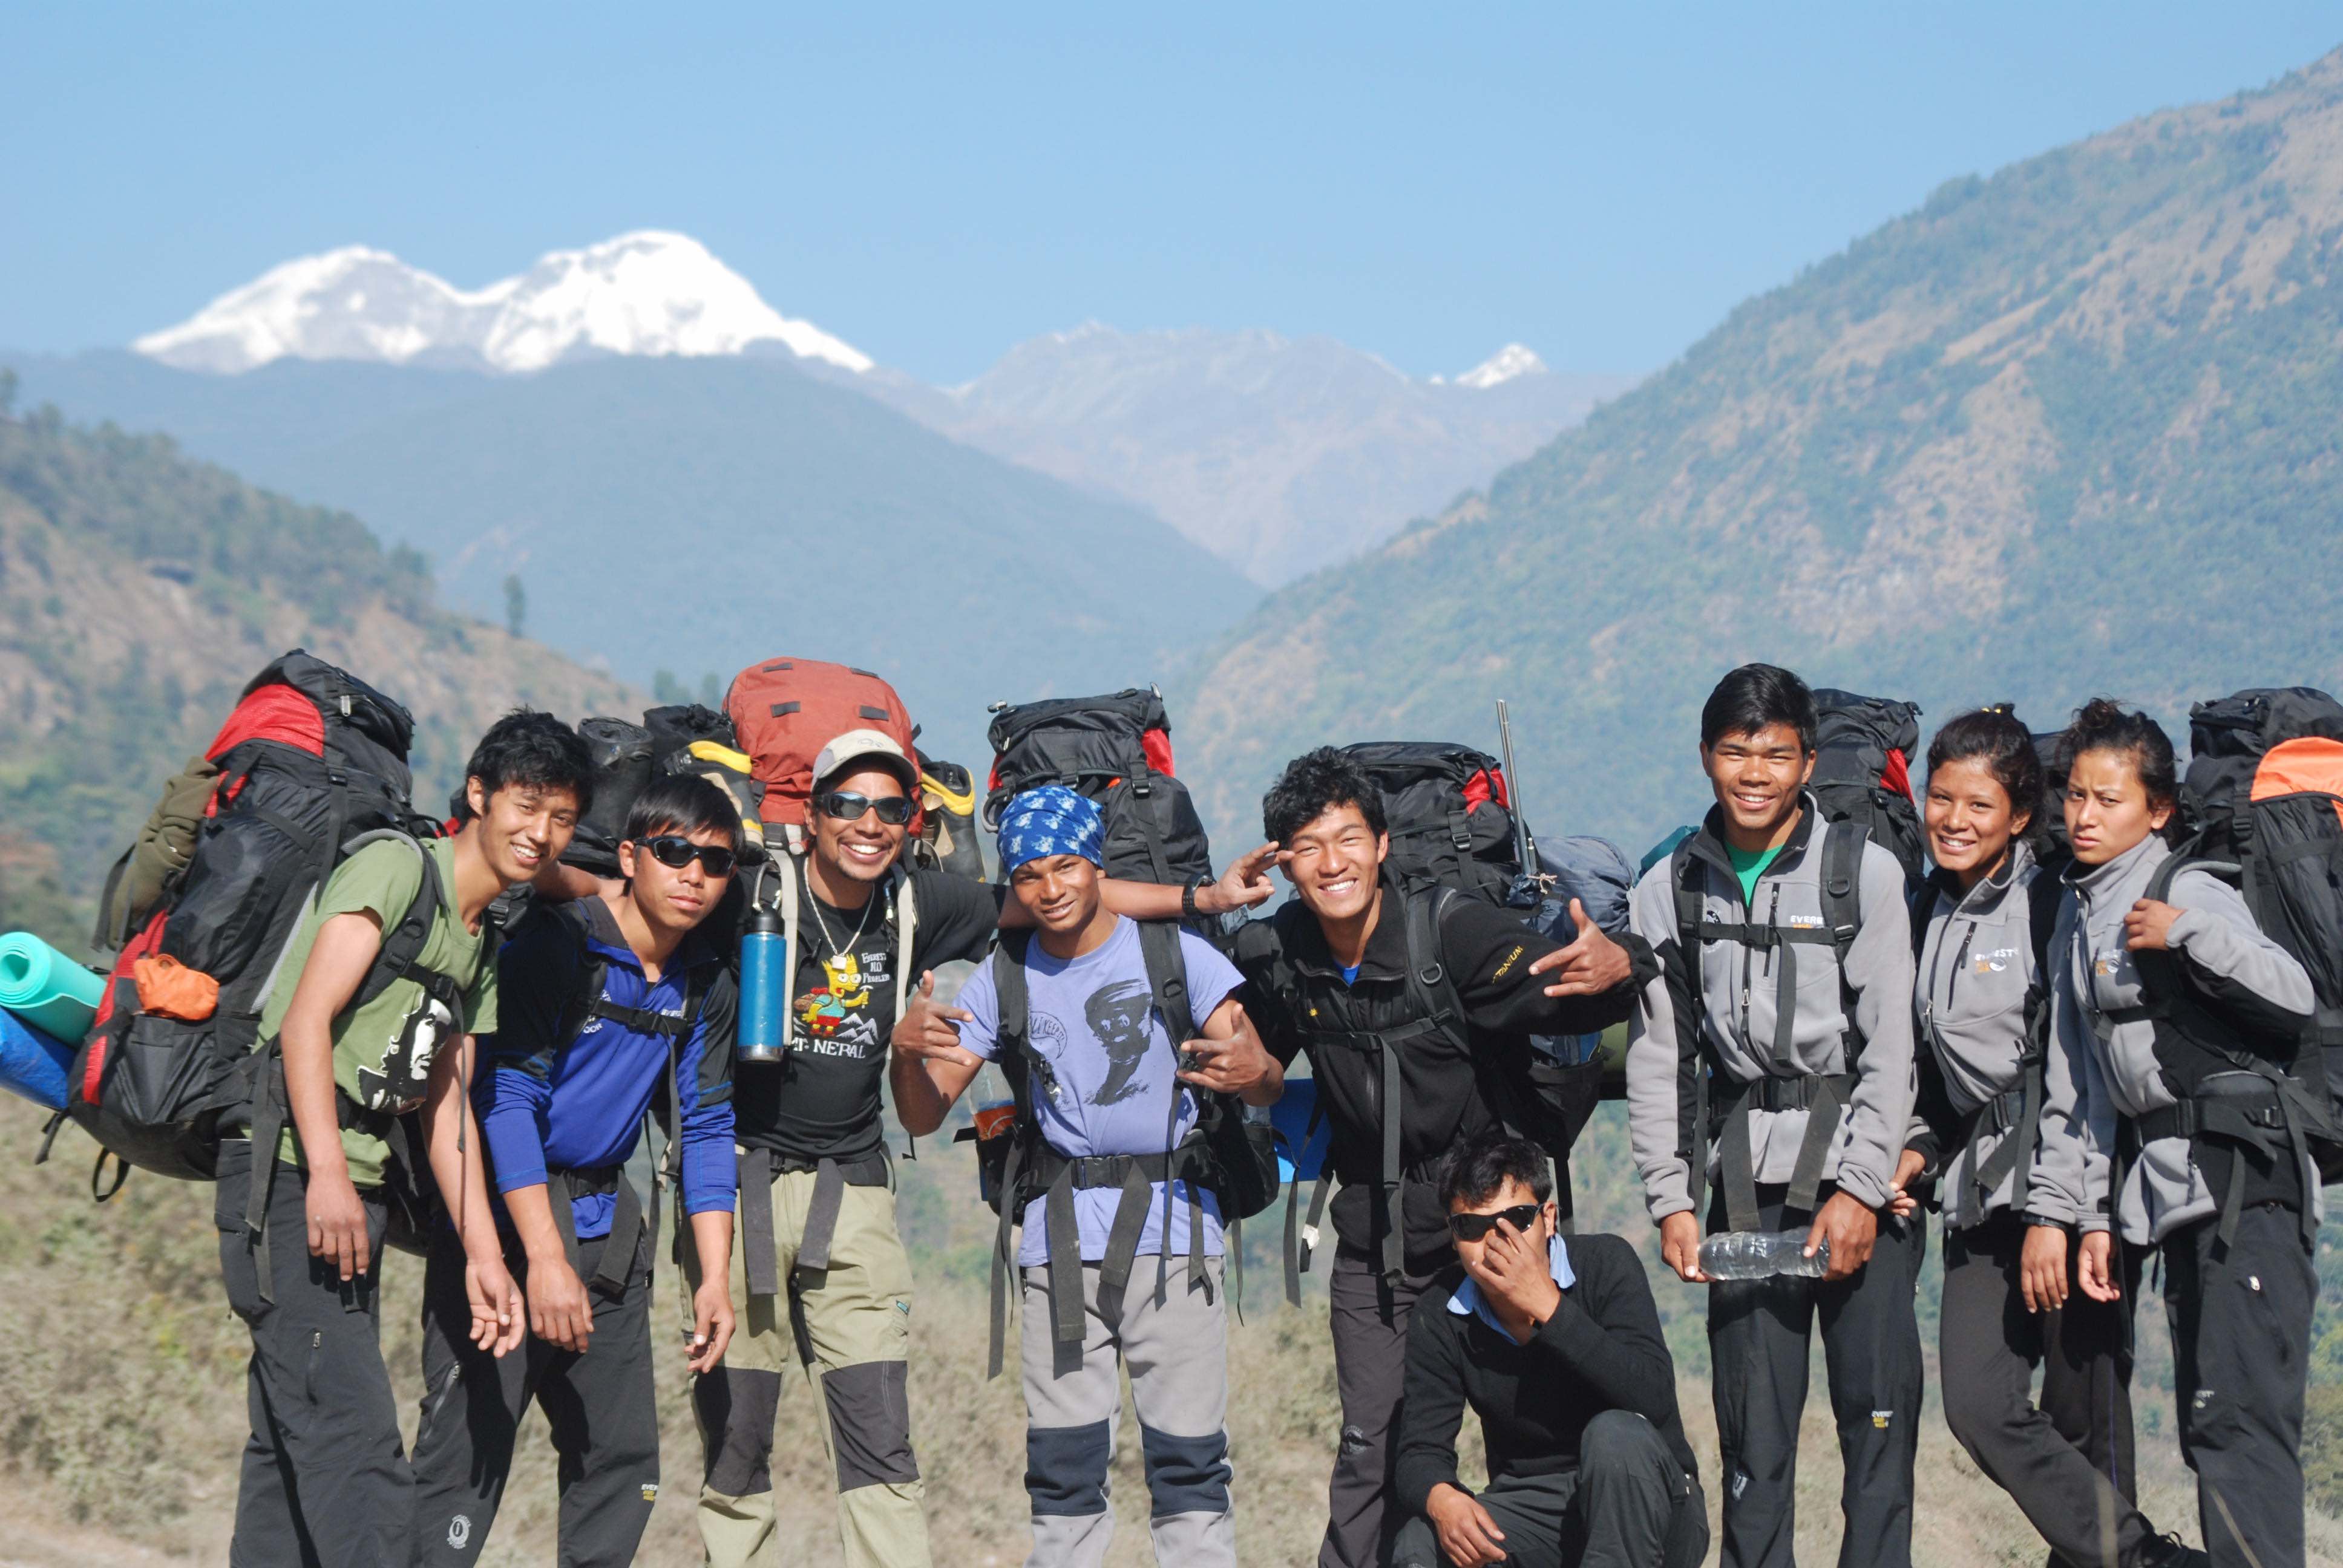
[4,1096,2340,1566]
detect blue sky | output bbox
[4,5,2336,384]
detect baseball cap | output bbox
[812,728,919,793]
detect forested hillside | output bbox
[1176,52,2343,855]
[0,381,640,947]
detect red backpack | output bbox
[724,658,923,852]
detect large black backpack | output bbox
[969,920,1276,1376]
[985,688,1213,887]
[2155,687,2343,1193]
[1340,741,1524,905]
[1809,688,1926,887]
[53,653,445,1195]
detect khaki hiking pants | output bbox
[685,1158,931,1568]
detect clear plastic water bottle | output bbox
[1697,1229,1829,1280]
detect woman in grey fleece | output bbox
[2036,700,2319,1568]
[1907,708,2198,1568]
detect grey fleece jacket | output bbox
[2036,833,2318,1246]
[1626,800,1919,1222]
[1915,843,2065,1230]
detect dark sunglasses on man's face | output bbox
[1446,1203,1541,1242]
[816,791,913,826]
[634,836,738,877]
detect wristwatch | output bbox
[1182,879,1205,920]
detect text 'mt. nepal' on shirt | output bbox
[954,916,1244,1267]
[730,867,1003,1165]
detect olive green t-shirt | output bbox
[260,835,499,1187]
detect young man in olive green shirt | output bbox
[218,711,594,1568]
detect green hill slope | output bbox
[0,388,641,948]
[1176,51,2343,855]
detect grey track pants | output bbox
[1019,1255,1234,1568]
[1322,1243,1441,1568]
[215,1138,409,1568]
[408,1226,660,1568]
[1938,1213,2154,1568]
[1391,1411,1708,1568]
[1706,1184,1924,1568]
[2164,1202,2317,1568]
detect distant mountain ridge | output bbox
[862,324,1632,583]
[1174,49,2343,860]
[117,237,1625,584]
[133,231,873,376]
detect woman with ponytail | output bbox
[2035,699,2319,1568]
[1902,708,2198,1568]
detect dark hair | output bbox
[1700,663,1817,753]
[1437,1128,1554,1210]
[2056,698,2181,838]
[465,710,595,814]
[1263,746,1389,846]
[624,774,741,852]
[1926,707,2045,841]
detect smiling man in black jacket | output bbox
[1394,1132,1705,1568]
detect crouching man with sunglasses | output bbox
[1394,1132,1706,1568]
[412,774,744,1568]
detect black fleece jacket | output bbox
[1394,1232,1696,1516]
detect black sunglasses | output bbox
[816,791,914,826]
[1445,1203,1541,1242]
[634,836,738,877]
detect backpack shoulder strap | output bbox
[1136,918,1197,1048]
[344,831,465,1021]
[1399,883,1467,1031]
[1819,818,1865,962]
[893,871,920,1021]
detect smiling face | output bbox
[618,820,733,937]
[810,765,909,889]
[1700,724,1814,847]
[1009,852,1104,936]
[2064,747,2174,866]
[465,777,580,886]
[1280,800,1388,925]
[1925,754,2030,886]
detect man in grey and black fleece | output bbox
[1623,664,1922,1568]
[2034,701,2320,1568]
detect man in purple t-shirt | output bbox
[890,786,1282,1568]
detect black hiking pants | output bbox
[409,1224,660,1568]
[1706,1183,1924,1568]
[215,1137,410,1568]
[1391,1411,1708,1568]
[1939,1212,2154,1568]
[1321,1241,1441,1568]
[2163,1201,2316,1568]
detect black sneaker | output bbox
[2136,1534,2209,1568]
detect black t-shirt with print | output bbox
[732,867,1001,1163]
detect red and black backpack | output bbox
[53,651,434,1192]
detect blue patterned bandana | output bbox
[997,786,1106,875]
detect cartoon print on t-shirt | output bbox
[1083,979,1156,1105]
[793,950,890,1059]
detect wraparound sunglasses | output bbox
[1446,1203,1541,1241]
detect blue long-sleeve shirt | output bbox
[478,897,736,1239]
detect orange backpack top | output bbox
[723,658,924,852]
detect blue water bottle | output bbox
[738,904,787,1062]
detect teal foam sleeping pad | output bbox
[0,931,106,1043]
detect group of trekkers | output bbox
[137,650,2339,1568]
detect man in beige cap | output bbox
[692,729,1275,1568]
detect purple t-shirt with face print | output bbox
[955,916,1243,1266]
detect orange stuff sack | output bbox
[133,954,219,1022]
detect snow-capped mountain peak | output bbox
[1452,344,1547,389]
[132,232,871,376]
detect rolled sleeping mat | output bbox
[0,1008,73,1112]
[0,932,106,1043]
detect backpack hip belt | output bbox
[735,1148,892,1296]
[546,1164,645,1298]
[1017,1137,1217,1354]
[1708,1070,1857,1235]
[2126,1073,2310,1249]
[1950,1067,2042,1223]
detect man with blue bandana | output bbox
[891,786,1282,1568]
